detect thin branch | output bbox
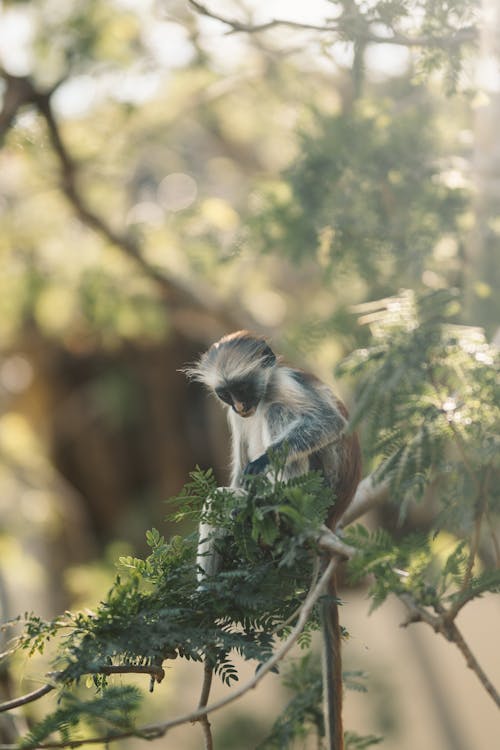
[399,593,500,709]
[0,665,165,715]
[270,555,321,636]
[33,91,202,310]
[0,70,243,340]
[446,467,491,620]
[0,684,55,713]
[197,659,214,750]
[0,558,339,750]
[338,474,390,528]
[188,0,477,48]
[445,620,500,709]
[318,526,357,559]
[485,509,500,567]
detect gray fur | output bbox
[188,331,347,490]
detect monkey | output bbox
[184,330,361,750]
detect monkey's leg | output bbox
[196,520,224,582]
[196,487,247,584]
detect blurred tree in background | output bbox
[0,1,498,748]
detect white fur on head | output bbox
[183,331,276,390]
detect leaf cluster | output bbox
[257,653,324,748]
[12,464,335,745]
[249,95,468,292]
[338,289,499,521]
[20,686,142,749]
[259,655,376,749]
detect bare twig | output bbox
[338,474,390,528]
[399,593,500,709]
[445,620,500,709]
[0,684,55,713]
[187,0,476,48]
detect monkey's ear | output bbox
[261,345,276,368]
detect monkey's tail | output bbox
[321,569,344,750]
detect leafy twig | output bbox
[0,558,339,750]
[0,665,165,715]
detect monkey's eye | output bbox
[215,388,232,405]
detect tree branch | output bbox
[399,593,500,709]
[197,659,214,750]
[0,684,55,713]
[33,90,208,311]
[0,69,242,341]
[0,665,165,715]
[188,0,477,48]
[318,526,357,559]
[338,474,390,528]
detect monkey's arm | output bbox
[228,411,249,487]
[244,402,346,476]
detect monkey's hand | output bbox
[243,453,270,477]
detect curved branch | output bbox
[0,70,243,340]
[32,91,218,314]
[0,684,55,713]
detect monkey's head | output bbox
[184,331,276,418]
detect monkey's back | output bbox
[267,367,361,526]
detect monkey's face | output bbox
[215,377,262,418]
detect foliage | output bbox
[6,288,499,748]
[259,655,378,749]
[337,288,499,617]
[10,463,334,746]
[20,686,142,750]
[0,0,498,748]
[249,94,468,292]
[338,289,499,515]
[257,653,323,748]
